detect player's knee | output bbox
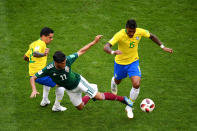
[55,87,65,95]
[94,92,104,100]
[76,103,84,110]
[133,82,140,89]
[77,107,83,110]
[115,79,121,85]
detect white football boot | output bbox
[40,99,50,107]
[125,105,134,119]
[52,105,67,112]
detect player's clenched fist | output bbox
[94,35,103,43]
[44,48,50,56]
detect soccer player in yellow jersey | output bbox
[24,27,66,111]
[104,19,173,118]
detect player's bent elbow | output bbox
[31,75,37,81]
[23,55,29,61]
[104,43,112,52]
[103,45,109,53]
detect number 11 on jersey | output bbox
[60,74,67,80]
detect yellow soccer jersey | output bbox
[25,39,47,76]
[109,28,150,65]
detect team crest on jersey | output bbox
[38,70,43,75]
[136,36,139,40]
[34,46,40,51]
[65,66,69,72]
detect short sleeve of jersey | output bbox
[35,67,48,78]
[108,31,121,46]
[35,42,45,53]
[140,28,150,38]
[67,53,78,65]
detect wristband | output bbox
[111,51,115,54]
[160,44,165,49]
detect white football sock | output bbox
[111,76,117,87]
[43,85,51,101]
[54,87,65,106]
[129,87,140,102]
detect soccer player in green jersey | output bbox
[104,19,173,118]
[30,35,133,113]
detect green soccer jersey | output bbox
[35,53,81,90]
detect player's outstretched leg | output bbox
[40,85,51,106]
[81,91,134,119]
[123,96,133,107]
[52,87,67,112]
[93,92,133,107]
[111,77,118,95]
[82,92,133,107]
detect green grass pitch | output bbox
[0,0,197,130]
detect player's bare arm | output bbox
[149,33,173,53]
[77,35,102,56]
[30,75,40,98]
[24,55,29,62]
[104,43,122,55]
[33,48,50,57]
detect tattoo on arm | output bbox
[33,51,45,57]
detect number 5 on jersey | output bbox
[129,42,135,48]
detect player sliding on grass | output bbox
[30,35,133,112]
[104,19,173,118]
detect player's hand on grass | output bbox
[94,35,103,43]
[163,47,173,53]
[30,90,40,98]
[44,48,50,56]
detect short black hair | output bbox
[53,51,66,63]
[126,19,137,29]
[40,27,54,37]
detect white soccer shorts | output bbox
[65,75,98,106]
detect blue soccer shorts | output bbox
[114,60,141,80]
[30,76,56,87]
